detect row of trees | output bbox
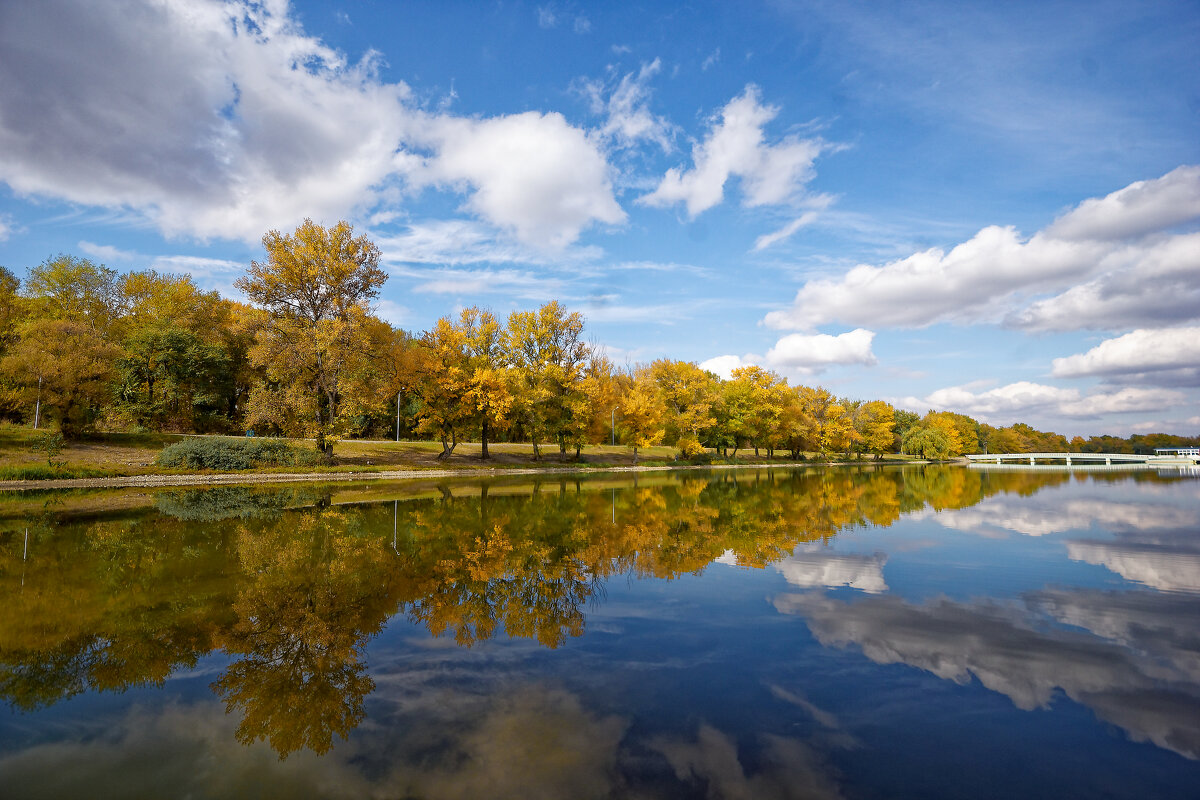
[1,220,1194,459]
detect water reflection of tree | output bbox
[213,507,399,757]
[0,465,1074,757]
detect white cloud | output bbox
[775,547,888,593]
[78,241,140,263]
[375,299,409,325]
[1009,232,1200,332]
[0,0,410,242]
[1045,165,1200,241]
[1068,541,1200,594]
[765,328,878,371]
[698,355,745,380]
[1052,327,1200,380]
[536,5,558,28]
[702,328,878,379]
[751,210,821,251]
[639,86,827,217]
[0,0,625,251]
[149,255,244,278]
[912,380,1186,420]
[405,267,565,300]
[581,299,708,324]
[406,111,625,250]
[0,213,13,242]
[579,60,673,152]
[375,219,602,267]
[765,166,1200,331]
[774,590,1200,759]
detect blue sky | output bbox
[1,0,1197,436]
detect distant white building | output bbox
[1155,447,1200,456]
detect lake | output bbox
[1,465,1198,799]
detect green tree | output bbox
[504,301,588,459]
[0,319,120,437]
[24,254,124,334]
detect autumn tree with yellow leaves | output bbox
[235,219,387,456]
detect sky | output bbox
[0,0,1198,437]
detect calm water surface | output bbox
[1,466,1199,799]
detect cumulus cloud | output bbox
[0,0,408,242]
[0,0,624,250]
[698,354,746,380]
[578,59,673,152]
[765,166,1200,331]
[766,329,878,371]
[1051,327,1200,383]
[775,547,888,593]
[639,85,828,217]
[1068,541,1200,594]
[923,497,1198,539]
[1010,233,1200,332]
[701,329,878,379]
[907,380,1185,421]
[775,590,1200,759]
[405,111,625,250]
[1044,165,1200,241]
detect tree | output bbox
[24,254,124,334]
[114,326,231,431]
[728,366,785,456]
[619,367,666,464]
[650,359,719,457]
[504,301,588,459]
[462,308,512,460]
[121,270,226,337]
[0,319,119,437]
[415,316,472,459]
[852,400,895,459]
[902,425,952,460]
[235,220,387,456]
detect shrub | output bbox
[155,437,327,471]
[676,436,707,459]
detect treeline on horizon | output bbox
[0,220,1194,461]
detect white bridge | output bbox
[966,448,1200,466]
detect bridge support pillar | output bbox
[1029,457,1036,465]
[1105,457,1111,465]
[1066,455,1072,466]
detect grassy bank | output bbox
[0,424,909,482]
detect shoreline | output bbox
[0,459,915,492]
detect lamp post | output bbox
[611,406,619,446]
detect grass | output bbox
[0,423,914,483]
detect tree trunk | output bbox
[437,428,457,459]
[481,418,490,460]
